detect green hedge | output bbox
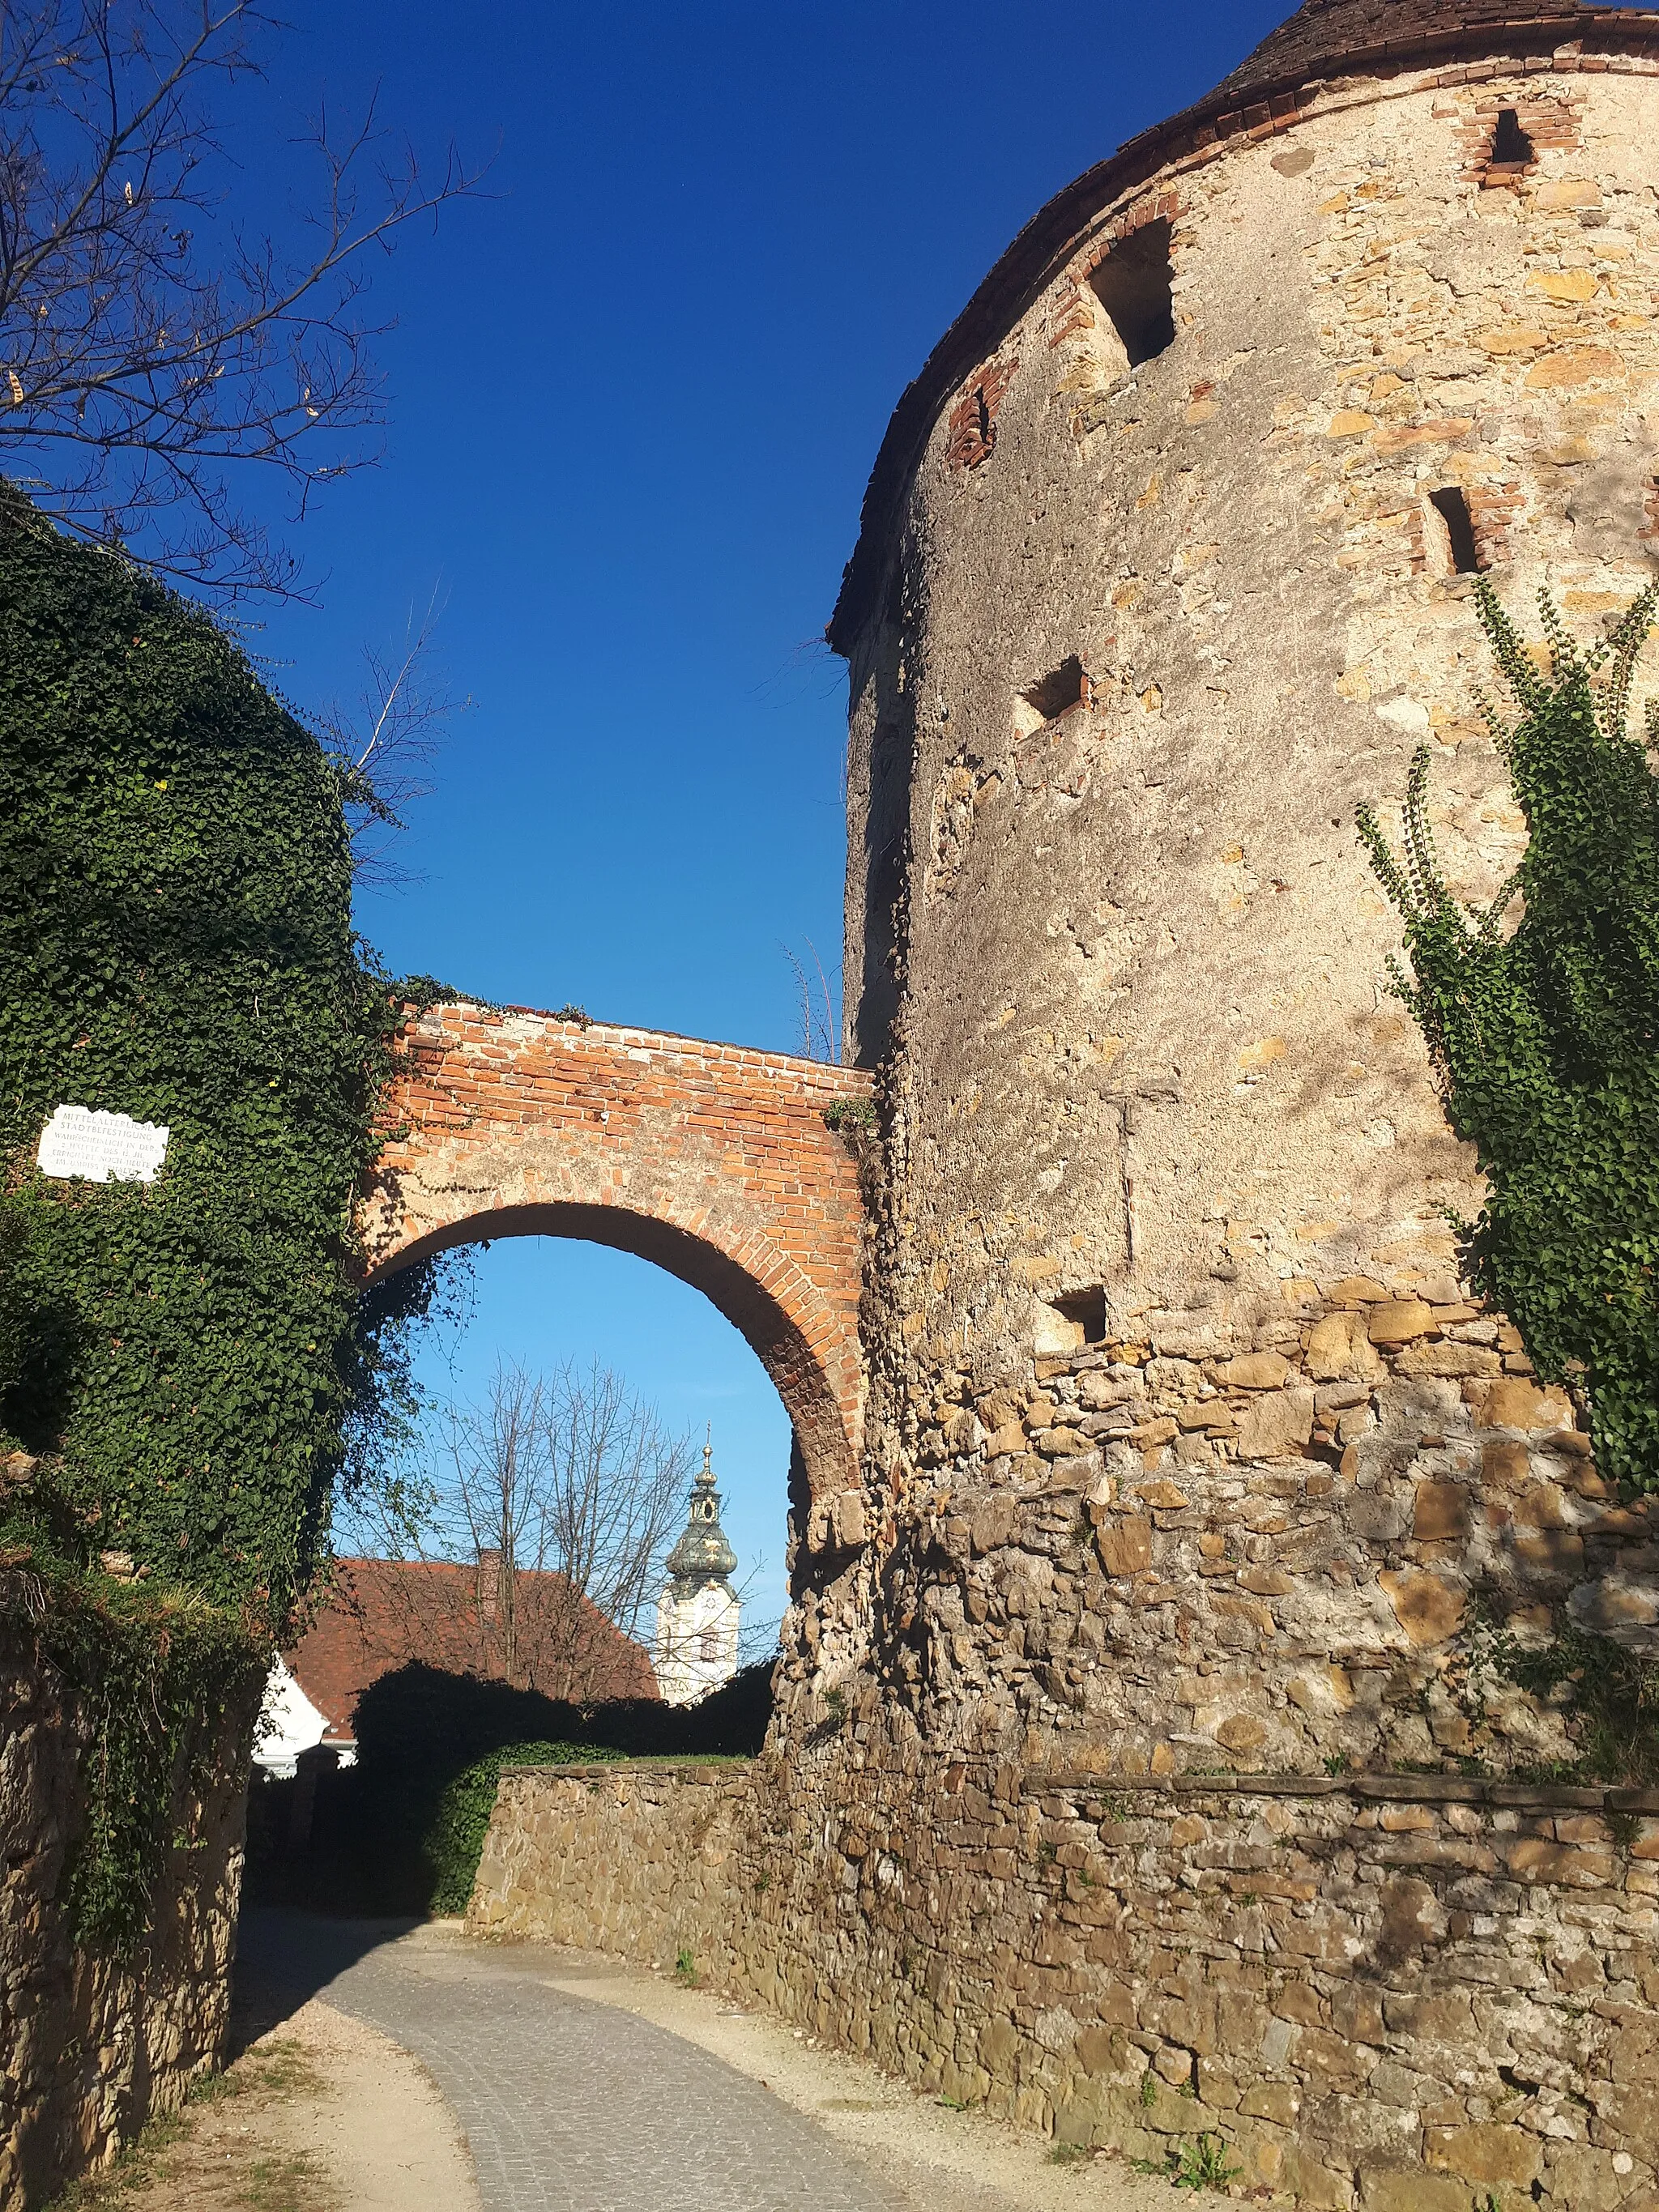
[424,1740,622,1913]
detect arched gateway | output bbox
[357,1002,872,1510]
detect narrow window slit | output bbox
[1089,219,1176,369]
[1491,109,1534,170]
[1023,658,1088,724]
[1430,487,1482,575]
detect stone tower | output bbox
[821,0,1659,1775]
[755,2,1659,2196]
[655,1443,741,1705]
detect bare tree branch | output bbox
[430,1358,694,1703]
[0,0,485,597]
[309,584,471,881]
[781,936,841,1064]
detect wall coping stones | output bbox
[505,1754,1657,1813]
[502,1758,755,1779]
[1024,1766,1659,1812]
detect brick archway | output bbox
[358,1003,873,1504]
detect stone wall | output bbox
[0,1626,254,2212]
[475,1754,1659,2210]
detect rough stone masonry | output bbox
[469,6,1659,2209]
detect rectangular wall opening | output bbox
[1052,1289,1107,1347]
[1013,657,1090,742]
[1428,486,1483,575]
[1087,220,1175,369]
[1490,109,1534,171]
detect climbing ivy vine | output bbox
[1358,580,1659,1495]
[0,490,425,1624]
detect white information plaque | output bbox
[37,1105,170,1184]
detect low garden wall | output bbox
[471,1752,1659,2211]
[0,1629,255,2212]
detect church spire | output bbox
[663,1440,739,1598]
[656,1437,742,1706]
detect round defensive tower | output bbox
[756,9,1659,2192]
[819,0,1659,1772]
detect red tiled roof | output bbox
[284,1557,659,1741]
[1213,0,1610,105]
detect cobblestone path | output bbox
[237,1912,897,2212]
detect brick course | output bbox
[360,1005,873,1501]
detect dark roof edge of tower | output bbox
[825,5,1659,657]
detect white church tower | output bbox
[655,1443,740,1706]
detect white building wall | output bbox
[655,1583,740,1707]
[253,1656,328,1777]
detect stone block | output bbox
[1482,1439,1531,1486]
[1217,1715,1269,1756]
[1239,2081,1299,2125]
[1367,1300,1436,1346]
[1482,1379,1574,1433]
[1512,1529,1584,1577]
[1571,1577,1659,1630]
[970,1496,1018,1554]
[1036,1426,1093,1459]
[1503,1837,1614,1886]
[1395,1341,1502,1379]
[1413,1481,1470,1541]
[1358,2166,1472,2212]
[1542,2142,1630,2212]
[1216,1351,1290,1390]
[1307,1311,1384,1382]
[1095,1515,1154,1577]
[1426,2122,1542,2189]
[1592,2079,1659,2150]
[1235,1388,1316,1460]
[1379,1570,1467,1646]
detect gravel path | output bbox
[237,1911,898,2212]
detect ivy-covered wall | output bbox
[0,494,399,1625]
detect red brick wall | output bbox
[360,1005,873,1499]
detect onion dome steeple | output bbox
[664,1443,738,1600]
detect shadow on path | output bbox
[236,1910,898,2212]
[231,1908,419,2056]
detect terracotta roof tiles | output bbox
[283,1557,659,1742]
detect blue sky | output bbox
[241,1,1288,1630]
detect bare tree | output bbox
[0,0,482,596]
[438,1358,694,1701]
[782,937,840,1064]
[311,586,472,880]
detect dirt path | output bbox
[52,1992,480,2212]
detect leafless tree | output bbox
[437,1358,694,1701]
[0,0,482,597]
[782,937,840,1064]
[311,586,472,880]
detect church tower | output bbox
[655,1443,740,1706]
